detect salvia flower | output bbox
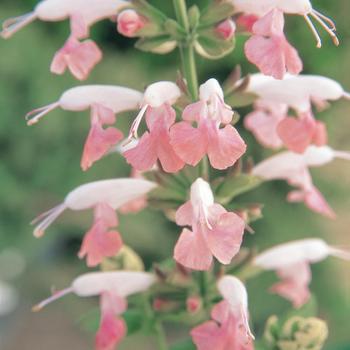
[174,178,245,270]
[254,238,350,307]
[117,9,147,38]
[245,9,302,79]
[170,79,246,170]
[31,178,156,266]
[253,145,350,218]
[191,276,254,349]
[124,81,185,173]
[33,271,156,350]
[1,0,128,79]
[232,0,339,48]
[25,85,143,170]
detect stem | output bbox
[173,0,199,101]
[154,321,169,350]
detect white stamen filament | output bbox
[312,9,336,31]
[310,11,339,46]
[304,14,322,48]
[25,102,60,126]
[329,247,350,260]
[31,203,66,238]
[124,104,148,145]
[1,12,37,39]
[333,150,350,161]
[32,287,73,312]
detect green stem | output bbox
[173,0,199,101]
[154,321,169,350]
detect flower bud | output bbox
[186,296,202,314]
[117,9,146,38]
[215,19,236,40]
[264,315,329,350]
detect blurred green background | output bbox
[0,0,350,349]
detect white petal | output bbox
[72,271,156,297]
[143,81,181,108]
[65,178,157,211]
[199,78,224,101]
[254,238,331,269]
[59,85,142,113]
[190,178,214,219]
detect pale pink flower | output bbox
[1,0,128,39]
[124,81,185,173]
[170,79,246,170]
[245,9,302,79]
[244,100,287,149]
[246,73,349,114]
[25,85,142,170]
[232,0,339,48]
[252,146,350,217]
[31,178,156,265]
[215,19,236,40]
[254,238,350,307]
[33,271,155,350]
[117,9,146,38]
[191,276,254,349]
[174,178,245,270]
[50,36,102,81]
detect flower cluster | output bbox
[2,0,349,349]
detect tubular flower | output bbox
[124,81,185,173]
[25,85,143,170]
[1,0,128,79]
[232,0,340,48]
[174,178,245,271]
[254,239,350,307]
[245,9,302,79]
[252,145,350,218]
[244,74,349,151]
[191,276,254,349]
[170,79,246,170]
[32,271,156,350]
[31,178,156,266]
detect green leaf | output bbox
[124,309,144,335]
[200,1,236,27]
[170,338,196,350]
[215,174,262,204]
[135,36,177,54]
[164,19,186,39]
[225,91,258,108]
[195,28,235,59]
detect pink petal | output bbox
[174,228,213,270]
[51,37,102,81]
[94,203,119,227]
[211,300,231,324]
[205,209,245,265]
[92,104,117,125]
[191,321,223,350]
[175,201,194,226]
[277,116,315,153]
[70,13,89,39]
[96,313,126,350]
[244,109,284,149]
[117,9,146,38]
[312,121,328,146]
[78,221,123,267]
[236,14,259,33]
[206,123,246,170]
[270,262,311,308]
[81,118,123,171]
[252,9,284,36]
[170,121,207,166]
[182,101,206,122]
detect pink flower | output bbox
[253,146,350,217]
[232,0,339,48]
[245,9,302,79]
[170,79,246,170]
[33,271,155,350]
[215,19,236,40]
[254,238,350,307]
[244,100,287,149]
[50,36,102,80]
[191,276,254,350]
[25,85,143,170]
[31,178,156,265]
[117,10,146,38]
[235,14,259,33]
[124,81,185,173]
[174,178,245,270]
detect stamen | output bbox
[32,287,73,312]
[124,104,148,145]
[343,92,350,100]
[329,247,350,260]
[31,203,66,238]
[312,9,336,31]
[333,150,350,161]
[1,12,36,39]
[240,306,255,340]
[25,102,60,126]
[310,12,339,46]
[304,14,322,48]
